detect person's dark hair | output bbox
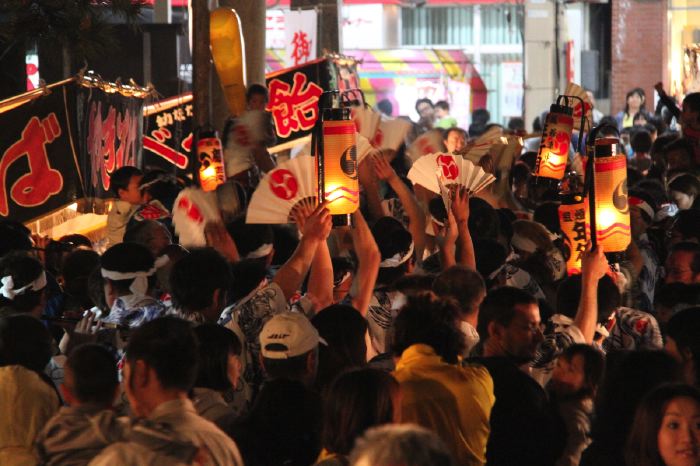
[321,368,399,456]
[670,242,700,274]
[468,197,500,241]
[44,234,92,278]
[599,115,619,130]
[123,219,172,255]
[0,221,32,258]
[629,188,658,224]
[625,383,700,466]
[672,210,700,243]
[125,316,199,392]
[226,216,274,260]
[0,314,52,372]
[669,173,700,200]
[533,201,562,235]
[66,343,118,406]
[559,344,605,399]
[666,306,700,386]
[394,273,437,297]
[556,274,620,323]
[246,83,268,103]
[432,266,485,318]
[589,350,681,455]
[170,248,232,313]
[632,111,649,124]
[62,249,100,309]
[311,304,368,392]
[471,108,490,126]
[683,91,700,114]
[507,117,525,132]
[331,257,355,287]
[262,351,314,381]
[372,216,413,286]
[477,286,537,341]
[376,99,393,117]
[101,242,155,294]
[138,169,181,211]
[230,259,268,303]
[517,153,537,171]
[473,239,508,287]
[392,294,464,364]
[193,323,241,392]
[631,129,652,153]
[109,166,142,197]
[663,137,694,165]
[624,87,646,116]
[443,127,468,144]
[435,100,449,111]
[0,251,46,313]
[414,98,434,114]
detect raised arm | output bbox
[273,204,332,301]
[295,204,334,311]
[575,243,609,343]
[373,153,426,262]
[349,209,381,316]
[451,187,476,269]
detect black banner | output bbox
[77,85,144,199]
[0,84,83,223]
[265,58,331,148]
[141,93,193,176]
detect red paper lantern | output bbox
[534,102,574,180]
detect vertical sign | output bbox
[284,10,317,68]
[501,62,523,118]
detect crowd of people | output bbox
[1,83,700,466]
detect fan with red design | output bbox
[407,129,444,162]
[407,153,496,195]
[459,126,506,164]
[352,106,412,152]
[564,82,593,129]
[246,156,318,224]
[172,188,221,247]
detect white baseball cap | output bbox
[260,312,327,359]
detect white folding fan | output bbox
[408,153,496,195]
[564,82,593,129]
[407,129,444,162]
[356,134,380,166]
[351,105,381,141]
[371,118,412,151]
[172,188,221,247]
[460,126,505,164]
[246,155,318,224]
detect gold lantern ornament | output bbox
[588,136,631,255]
[317,107,359,226]
[534,97,575,181]
[197,128,226,192]
[559,194,589,274]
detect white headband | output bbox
[379,242,415,269]
[246,243,273,260]
[0,272,47,301]
[101,266,157,297]
[510,234,539,254]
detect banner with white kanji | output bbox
[284,10,317,68]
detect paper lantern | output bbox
[590,138,631,253]
[559,194,589,274]
[534,102,574,180]
[210,8,247,117]
[318,108,359,225]
[197,129,226,192]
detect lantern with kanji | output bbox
[197,128,226,192]
[559,194,589,274]
[589,137,631,254]
[318,107,359,226]
[534,98,574,181]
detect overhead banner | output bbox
[265,58,329,150]
[77,85,145,199]
[0,83,83,223]
[284,10,317,68]
[142,93,194,175]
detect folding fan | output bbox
[352,106,411,151]
[223,110,267,177]
[407,129,444,162]
[172,188,221,247]
[356,134,379,166]
[564,82,593,129]
[407,153,496,195]
[246,155,318,224]
[351,105,381,141]
[460,126,505,164]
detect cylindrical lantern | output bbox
[534,101,574,181]
[319,108,359,225]
[590,137,631,254]
[197,128,226,192]
[210,8,247,117]
[559,194,589,274]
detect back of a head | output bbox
[673,209,700,242]
[468,197,500,240]
[350,424,457,466]
[0,251,46,313]
[631,129,652,154]
[125,316,199,392]
[170,248,232,313]
[473,238,508,283]
[507,117,525,132]
[432,266,485,316]
[372,217,414,285]
[472,108,490,126]
[666,306,700,385]
[123,220,172,256]
[193,323,241,391]
[376,99,393,117]
[230,259,268,302]
[0,314,52,373]
[0,221,32,258]
[246,83,269,103]
[392,294,464,364]
[556,274,620,322]
[101,242,155,293]
[477,287,537,341]
[260,312,323,382]
[66,344,118,406]
[683,91,700,113]
[322,367,399,456]
[226,216,274,260]
[533,201,562,235]
[62,249,100,298]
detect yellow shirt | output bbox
[393,344,495,466]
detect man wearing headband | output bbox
[0,252,48,319]
[100,243,165,328]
